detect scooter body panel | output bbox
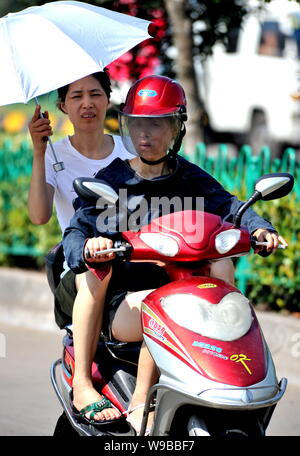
[123,210,251,262]
[142,276,267,387]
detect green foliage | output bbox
[246,193,300,312]
[0,175,61,267]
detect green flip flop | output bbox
[78,396,112,423]
[73,395,122,425]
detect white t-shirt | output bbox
[45,135,132,233]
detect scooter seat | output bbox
[63,326,141,365]
[105,340,142,366]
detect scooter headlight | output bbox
[215,229,241,254]
[161,292,252,341]
[139,233,179,257]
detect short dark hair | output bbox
[56,69,111,113]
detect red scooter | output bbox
[51,172,293,436]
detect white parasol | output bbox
[0,1,151,169]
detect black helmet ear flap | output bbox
[178,105,187,122]
[167,123,186,162]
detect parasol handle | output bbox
[34,97,64,172]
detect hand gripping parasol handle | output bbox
[34,97,64,172]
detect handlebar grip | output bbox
[84,247,91,259]
[94,246,128,256]
[254,241,287,249]
[84,243,130,260]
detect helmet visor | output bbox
[119,112,182,157]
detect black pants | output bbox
[54,261,170,330]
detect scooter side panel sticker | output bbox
[63,349,74,382]
[192,341,230,364]
[148,317,166,340]
[229,353,252,375]
[197,283,217,289]
[142,302,204,375]
[142,300,267,387]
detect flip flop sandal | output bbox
[72,395,122,426]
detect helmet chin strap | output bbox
[140,155,167,166]
[168,124,186,159]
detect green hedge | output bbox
[0,175,61,267]
[245,192,300,312]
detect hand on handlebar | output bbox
[252,229,288,256]
[84,237,116,263]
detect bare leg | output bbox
[126,341,158,433]
[72,268,121,421]
[112,290,157,433]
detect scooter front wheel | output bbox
[187,411,265,437]
[53,412,79,436]
[187,415,210,436]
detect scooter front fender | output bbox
[142,276,268,387]
[146,377,287,436]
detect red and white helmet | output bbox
[119,75,187,158]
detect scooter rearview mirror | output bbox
[73,177,119,205]
[233,172,294,227]
[254,173,294,201]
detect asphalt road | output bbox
[0,322,62,436]
[0,322,299,436]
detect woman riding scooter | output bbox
[62,75,287,434]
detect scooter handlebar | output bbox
[251,239,287,249]
[84,242,132,259]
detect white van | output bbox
[198,0,300,154]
